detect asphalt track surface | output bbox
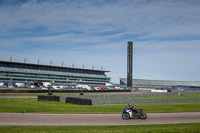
[0,112,200,126]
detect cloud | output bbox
[132,40,200,81]
[0,0,200,83]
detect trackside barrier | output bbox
[91,97,200,105]
[65,97,73,103]
[62,91,200,105]
[59,91,200,100]
[65,97,92,105]
[38,95,60,101]
[64,96,200,105]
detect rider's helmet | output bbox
[128,103,132,107]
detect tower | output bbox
[127,41,133,89]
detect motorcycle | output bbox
[122,107,147,120]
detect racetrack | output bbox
[0,112,200,126]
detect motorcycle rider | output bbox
[128,103,139,116]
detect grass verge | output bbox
[0,123,200,133]
[0,98,200,113]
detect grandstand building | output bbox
[120,78,200,90]
[0,60,111,86]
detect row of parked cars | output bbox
[0,82,37,89]
[0,82,124,90]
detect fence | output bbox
[60,91,200,100]
[91,97,200,105]
[61,91,200,105]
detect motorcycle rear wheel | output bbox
[122,113,130,120]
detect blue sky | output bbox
[0,0,200,83]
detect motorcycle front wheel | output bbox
[122,113,130,120]
[140,112,147,119]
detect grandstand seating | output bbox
[0,61,110,85]
[1,66,107,78]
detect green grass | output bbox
[0,98,200,113]
[0,123,200,133]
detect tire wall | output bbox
[65,97,92,105]
[38,95,60,101]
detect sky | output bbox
[0,0,200,84]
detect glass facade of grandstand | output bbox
[0,61,110,85]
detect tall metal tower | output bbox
[127,41,133,89]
